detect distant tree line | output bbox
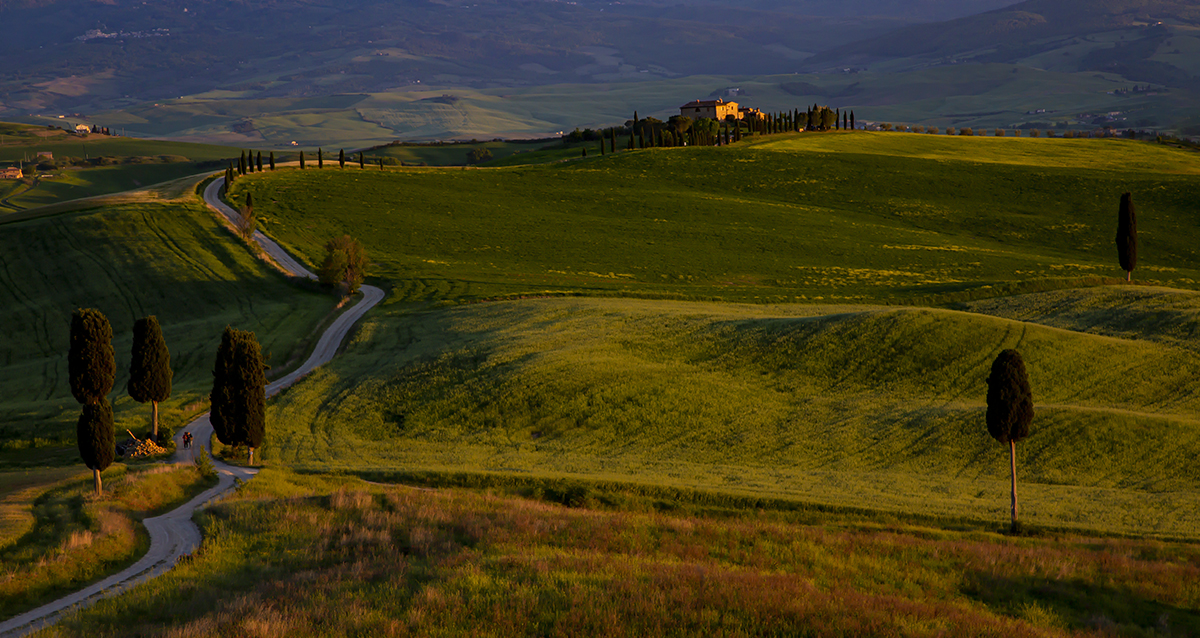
[567,105,858,156]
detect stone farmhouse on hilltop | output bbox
[679,98,765,121]
[1,166,23,179]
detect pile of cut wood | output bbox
[118,430,167,458]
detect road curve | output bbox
[203,177,318,279]
[0,177,384,638]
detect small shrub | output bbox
[466,148,493,164]
[194,446,218,480]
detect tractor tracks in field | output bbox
[0,176,384,638]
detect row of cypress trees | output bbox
[235,150,274,176]
[69,311,266,495]
[69,312,172,496]
[595,105,857,155]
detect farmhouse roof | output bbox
[679,99,728,109]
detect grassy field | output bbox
[361,139,582,167]
[225,132,1200,306]
[0,121,247,212]
[262,294,1200,538]
[0,186,335,461]
[4,163,219,211]
[0,462,214,619]
[35,470,1200,637]
[216,132,1200,537]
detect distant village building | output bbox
[1,167,24,179]
[679,99,742,121]
[75,124,90,134]
[738,106,765,121]
[37,151,53,160]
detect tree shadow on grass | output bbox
[963,571,1200,636]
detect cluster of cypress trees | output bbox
[593,104,859,156]
[210,327,266,465]
[69,311,172,496]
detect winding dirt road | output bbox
[0,177,384,637]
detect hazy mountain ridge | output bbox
[0,0,929,115]
[811,0,1200,63]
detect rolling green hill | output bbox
[0,186,333,464]
[263,296,1200,536]
[214,132,1200,536]
[224,132,1200,306]
[0,121,244,212]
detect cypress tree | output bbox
[359,153,365,169]
[836,108,841,130]
[238,152,245,176]
[600,140,605,156]
[628,134,634,150]
[1116,192,1137,281]
[318,148,324,169]
[248,151,255,173]
[339,148,345,169]
[986,349,1034,531]
[70,308,115,496]
[69,308,115,405]
[844,111,848,130]
[127,316,172,442]
[257,152,263,172]
[379,158,384,170]
[851,111,856,130]
[300,151,306,169]
[210,327,266,464]
[77,398,114,496]
[269,151,275,171]
[610,128,616,154]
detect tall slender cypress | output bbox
[210,327,266,465]
[359,153,365,169]
[70,308,115,496]
[299,151,306,169]
[339,148,345,169]
[269,151,275,171]
[1116,192,1138,281]
[239,151,246,175]
[986,349,1034,531]
[77,399,114,496]
[851,111,856,130]
[257,152,263,172]
[127,316,172,442]
[318,148,324,169]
